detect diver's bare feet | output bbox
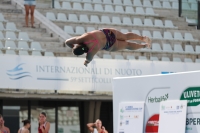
[144,43,151,49]
[145,43,151,48]
[142,36,151,46]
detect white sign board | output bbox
[113,71,200,133]
[117,102,144,133]
[158,100,187,133]
[1,55,200,91]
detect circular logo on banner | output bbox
[145,114,159,133]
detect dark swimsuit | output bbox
[84,29,116,52]
[100,29,116,51]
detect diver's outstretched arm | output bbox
[84,52,95,67]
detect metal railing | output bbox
[52,0,55,8]
[198,1,200,29]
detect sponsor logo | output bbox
[120,108,124,113]
[7,63,31,80]
[120,121,122,126]
[161,105,165,110]
[186,127,192,131]
[166,106,172,109]
[161,72,174,74]
[176,105,183,110]
[126,120,129,125]
[120,115,123,120]
[147,120,159,126]
[125,106,142,111]
[148,93,169,103]
[186,114,200,132]
[145,114,159,133]
[134,115,139,118]
[180,87,200,106]
[186,118,200,125]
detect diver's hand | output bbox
[84,60,89,67]
[84,62,88,67]
[144,43,151,49]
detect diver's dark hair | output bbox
[22,119,30,126]
[72,45,89,56]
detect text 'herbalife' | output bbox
[148,94,169,103]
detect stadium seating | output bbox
[0,0,199,62]
[115,55,124,60]
[103,54,112,59]
[5,40,17,50]
[0,13,8,22]
[31,42,44,52]
[18,32,33,42]
[138,56,147,60]
[32,51,42,56]
[173,57,182,62]
[174,44,184,53]
[152,43,162,52]
[185,45,195,54]
[6,49,16,55]
[161,57,170,61]
[150,56,159,61]
[196,46,200,54]
[184,58,193,63]
[196,59,200,63]
[163,44,173,53]
[127,55,135,60]
[44,52,55,57]
[0,41,4,50]
[19,50,29,56]
[6,22,20,32]
[18,41,30,51]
